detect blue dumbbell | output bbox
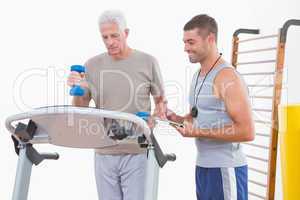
[69,65,86,96]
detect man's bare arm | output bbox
[153,96,168,119]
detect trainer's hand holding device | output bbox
[156,109,184,128]
[68,65,86,96]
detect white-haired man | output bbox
[67,10,167,200]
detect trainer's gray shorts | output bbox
[94,153,147,200]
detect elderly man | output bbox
[67,10,167,200]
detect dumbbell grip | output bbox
[70,65,86,96]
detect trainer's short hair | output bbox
[184,14,218,42]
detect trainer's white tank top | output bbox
[189,62,247,168]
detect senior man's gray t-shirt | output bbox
[84,50,164,154]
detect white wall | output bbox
[0,0,299,199]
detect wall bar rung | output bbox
[237,59,276,66]
[256,132,270,137]
[252,108,272,112]
[244,142,269,150]
[249,191,266,199]
[240,72,275,76]
[248,166,268,175]
[246,155,269,162]
[249,179,268,187]
[248,84,274,88]
[254,120,272,124]
[238,34,278,43]
[236,47,277,54]
[250,95,273,99]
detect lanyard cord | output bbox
[193,54,222,106]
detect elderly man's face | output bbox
[100,22,128,57]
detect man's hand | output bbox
[153,100,167,120]
[166,109,177,121]
[174,114,195,137]
[149,96,167,129]
[67,71,89,88]
[67,71,91,107]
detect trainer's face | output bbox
[100,22,129,57]
[183,28,211,63]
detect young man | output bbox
[67,10,167,200]
[167,14,255,200]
